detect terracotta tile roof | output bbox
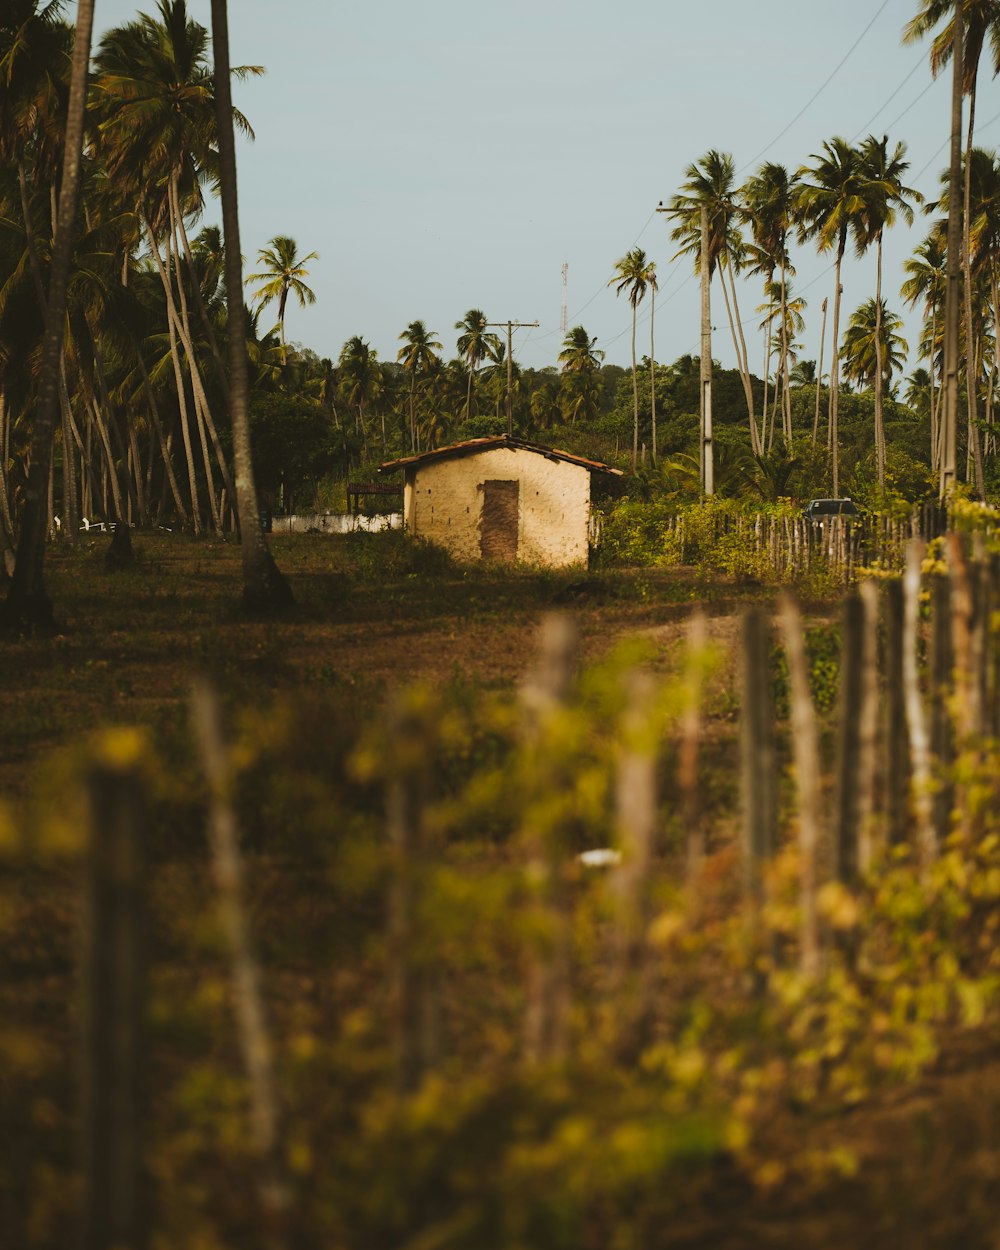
[378,435,624,476]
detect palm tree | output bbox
[558,325,604,373]
[454,309,499,420]
[742,162,799,448]
[796,137,868,495]
[209,0,292,607]
[901,230,947,469]
[858,134,922,494]
[397,320,441,453]
[246,235,318,366]
[608,247,655,470]
[841,299,909,391]
[666,151,758,453]
[338,336,382,449]
[905,0,1000,496]
[3,0,94,629]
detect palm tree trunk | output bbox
[718,261,759,455]
[649,286,657,464]
[143,215,203,532]
[874,235,886,494]
[940,7,964,499]
[723,252,759,452]
[3,0,95,628]
[813,297,828,448]
[779,256,792,445]
[630,305,639,471]
[211,0,293,608]
[963,76,985,497]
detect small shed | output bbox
[378,436,623,568]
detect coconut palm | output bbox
[246,235,318,366]
[454,309,499,420]
[608,247,655,469]
[841,299,909,394]
[208,0,291,607]
[557,328,605,426]
[904,0,1000,494]
[742,162,799,448]
[397,320,442,453]
[338,336,383,449]
[558,325,604,374]
[796,137,868,495]
[858,134,922,493]
[666,151,758,453]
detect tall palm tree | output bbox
[558,326,605,426]
[796,137,868,495]
[666,151,758,453]
[338,336,382,448]
[2,0,94,629]
[858,134,922,493]
[397,320,441,452]
[905,0,1000,496]
[742,162,799,448]
[209,0,292,607]
[454,309,498,420]
[246,235,318,366]
[841,298,909,391]
[901,230,948,469]
[608,247,655,469]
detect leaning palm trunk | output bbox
[630,305,639,469]
[723,251,759,453]
[874,237,886,494]
[211,0,292,608]
[649,285,657,464]
[718,258,759,454]
[3,0,95,628]
[813,297,828,448]
[144,216,203,532]
[963,76,985,497]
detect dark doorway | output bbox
[480,479,519,561]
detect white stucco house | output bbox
[378,436,623,568]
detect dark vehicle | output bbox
[804,497,860,522]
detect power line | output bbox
[849,54,927,142]
[738,0,892,173]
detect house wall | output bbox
[406,447,591,567]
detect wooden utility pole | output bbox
[941,9,964,499]
[483,320,539,437]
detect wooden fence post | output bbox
[83,754,147,1250]
[856,579,880,872]
[834,592,864,883]
[929,568,954,845]
[680,610,707,881]
[521,614,577,1066]
[191,682,287,1248]
[740,607,776,904]
[903,540,935,865]
[882,577,911,847]
[777,594,823,978]
[611,668,657,1055]
[384,693,438,1092]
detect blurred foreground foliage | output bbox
[2,630,1000,1248]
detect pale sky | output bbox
[78,0,997,380]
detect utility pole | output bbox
[560,264,568,336]
[483,320,539,437]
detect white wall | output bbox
[405,447,591,567]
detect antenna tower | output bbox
[560,262,568,335]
